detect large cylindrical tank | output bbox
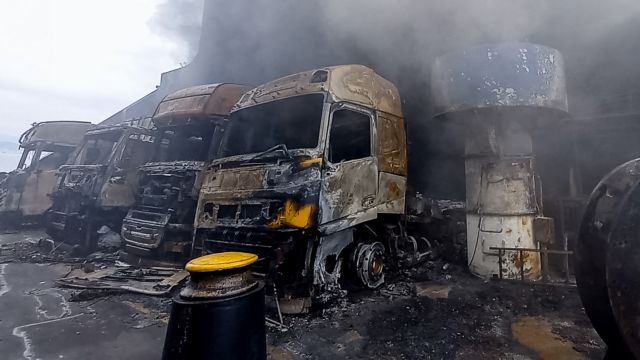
[432,43,569,279]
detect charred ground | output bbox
[0,231,602,360]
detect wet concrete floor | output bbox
[0,231,166,360]
[0,230,606,359]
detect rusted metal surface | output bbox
[431,43,568,116]
[194,65,410,303]
[312,229,354,289]
[153,83,249,126]
[235,65,403,118]
[57,265,188,296]
[122,84,248,261]
[432,43,568,280]
[19,121,92,147]
[377,112,407,176]
[180,268,256,299]
[0,121,91,227]
[464,128,542,280]
[47,123,156,249]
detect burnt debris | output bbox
[46,122,156,252]
[122,83,248,263]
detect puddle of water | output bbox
[511,316,583,360]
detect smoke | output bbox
[151,0,640,114]
[150,0,204,62]
[149,0,640,198]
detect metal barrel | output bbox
[162,252,266,360]
[576,159,640,358]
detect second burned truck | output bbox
[121,83,248,261]
[47,121,156,250]
[192,65,432,303]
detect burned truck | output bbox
[47,122,155,249]
[193,65,424,302]
[122,83,248,261]
[0,121,91,228]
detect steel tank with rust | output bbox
[162,252,266,360]
[431,43,569,280]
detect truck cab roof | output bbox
[234,65,403,117]
[153,83,250,127]
[19,121,92,148]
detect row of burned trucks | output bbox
[2,65,436,305]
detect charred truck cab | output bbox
[194,65,411,304]
[122,83,248,261]
[0,121,91,228]
[47,123,155,249]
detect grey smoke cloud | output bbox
[152,0,640,117]
[148,0,640,198]
[150,0,204,61]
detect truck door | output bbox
[320,103,378,229]
[18,145,64,216]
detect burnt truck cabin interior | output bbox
[222,93,324,158]
[328,109,371,163]
[123,120,219,259]
[47,125,156,250]
[122,84,251,261]
[193,65,412,303]
[0,121,93,231]
[17,143,72,171]
[155,120,218,162]
[73,128,124,166]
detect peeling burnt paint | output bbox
[193,65,414,305]
[122,84,249,261]
[0,121,91,228]
[431,43,569,116]
[47,124,156,250]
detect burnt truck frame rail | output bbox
[0,121,92,228]
[122,83,249,262]
[193,65,421,306]
[46,123,156,250]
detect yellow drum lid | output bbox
[186,252,258,273]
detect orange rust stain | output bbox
[387,181,401,199]
[512,317,584,360]
[509,250,541,279]
[511,251,532,269]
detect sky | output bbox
[0,0,189,142]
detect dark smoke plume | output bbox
[149,0,640,198]
[152,0,640,116]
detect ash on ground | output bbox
[267,260,604,360]
[0,230,604,360]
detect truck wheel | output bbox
[351,242,385,289]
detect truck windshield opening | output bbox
[223,94,324,157]
[76,130,123,166]
[156,123,215,162]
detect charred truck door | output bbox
[194,65,410,309]
[0,121,91,228]
[320,104,378,231]
[47,124,156,250]
[122,83,248,263]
